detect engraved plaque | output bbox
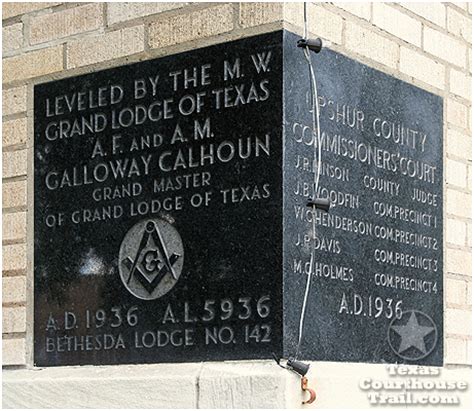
[34,30,443,367]
[34,32,283,366]
[283,31,443,366]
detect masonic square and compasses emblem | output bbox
[119,219,184,300]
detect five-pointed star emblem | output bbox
[391,312,435,354]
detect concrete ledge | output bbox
[2,360,298,409]
[3,361,472,408]
[197,362,298,408]
[2,362,202,408]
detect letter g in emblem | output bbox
[118,219,184,300]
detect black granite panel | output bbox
[34,32,283,366]
[283,31,443,366]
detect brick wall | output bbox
[2,2,472,370]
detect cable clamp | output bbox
[272,353,310,376]
[272,354,316,405]
[306,197,330,213]
[297,38,323,53]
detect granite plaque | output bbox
[283,31,443,366]
[34,30,443,367]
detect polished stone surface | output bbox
[282,30,443,366]
[34,30,443,367]
[34,31,283,366]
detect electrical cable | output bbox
[294,1,323,360]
